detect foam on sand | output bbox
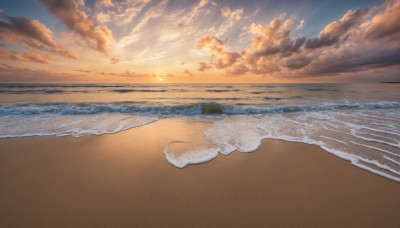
[162,109,400,182]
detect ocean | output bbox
[0,83,399,181]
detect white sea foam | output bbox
[0,114,158,138]
[164,143,220,168]
[161,108,400,182]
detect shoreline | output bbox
[1,120,400,227]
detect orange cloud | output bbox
[38,0,112,54]
[0,49,9,59]
[197,62,211,72]
[365,1,400,40]
[9,51,52,64]
[221,7,230,18]
[110,57,120,64]
[0,15,57,48]
[53,49,77,59]
[0,12,77,62]
[197,35,240,69]
[183,69,193,76]
[197,35,224,50]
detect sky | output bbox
[0,0,399,83]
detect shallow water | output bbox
[1,83,399,181]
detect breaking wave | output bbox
[1,101,399,116]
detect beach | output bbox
[2,0,400,226]
[1,119,399,228]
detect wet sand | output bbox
[1,119,400,227]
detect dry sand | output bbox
[0,119,400,227]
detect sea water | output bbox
[0,83,399,181]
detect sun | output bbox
[158,77,163,82]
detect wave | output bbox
[221,102,400,114]
[307,88,339,92]
[250,85,294,88]
[1,101,399,116]
[0,89,81,94]
[111,89,167,93]
[0,84,167,88]
[263,97,283,100]
[290,96,305,99]
[0,88,169,94]
[0,84,128,88]
[0,114,159,138]
[206,89,241,92]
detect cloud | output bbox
[226,63,249,76]
[96,0,151,26]
[75,69,154,78]
[0,13,78,62]
[0,63,157,83]
[295,53,400,77]
[9,51,53,64]
[197,35,223,49]
[196,0,400,80]
[305,9,369,49]
[0,63,103,83]
[129,0,220,51]
[0,49,9,59]
[97,0,114,8]
[173,0,217,29]
[198,19,302,72]
[116,0,167,47]
[75,69,92,73]
[216,7,243,36]
[20,40,78,59]
[38,0,112,53]
[0,14,57,48]
[0,64,59,82]
[282,56,311,69]
[221,7,231,18]
[295,20,305,30]
[196,35,240,68]
[183,69,193,76]
[105,70,152,78]
[197,62,211,71]
[76,0,84,7]
[134,0,168,31]
[53,49,77,59]
[252,8,261,17]
[365,1,400,40]
[247,18,305,57]
[110,57,120,64]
